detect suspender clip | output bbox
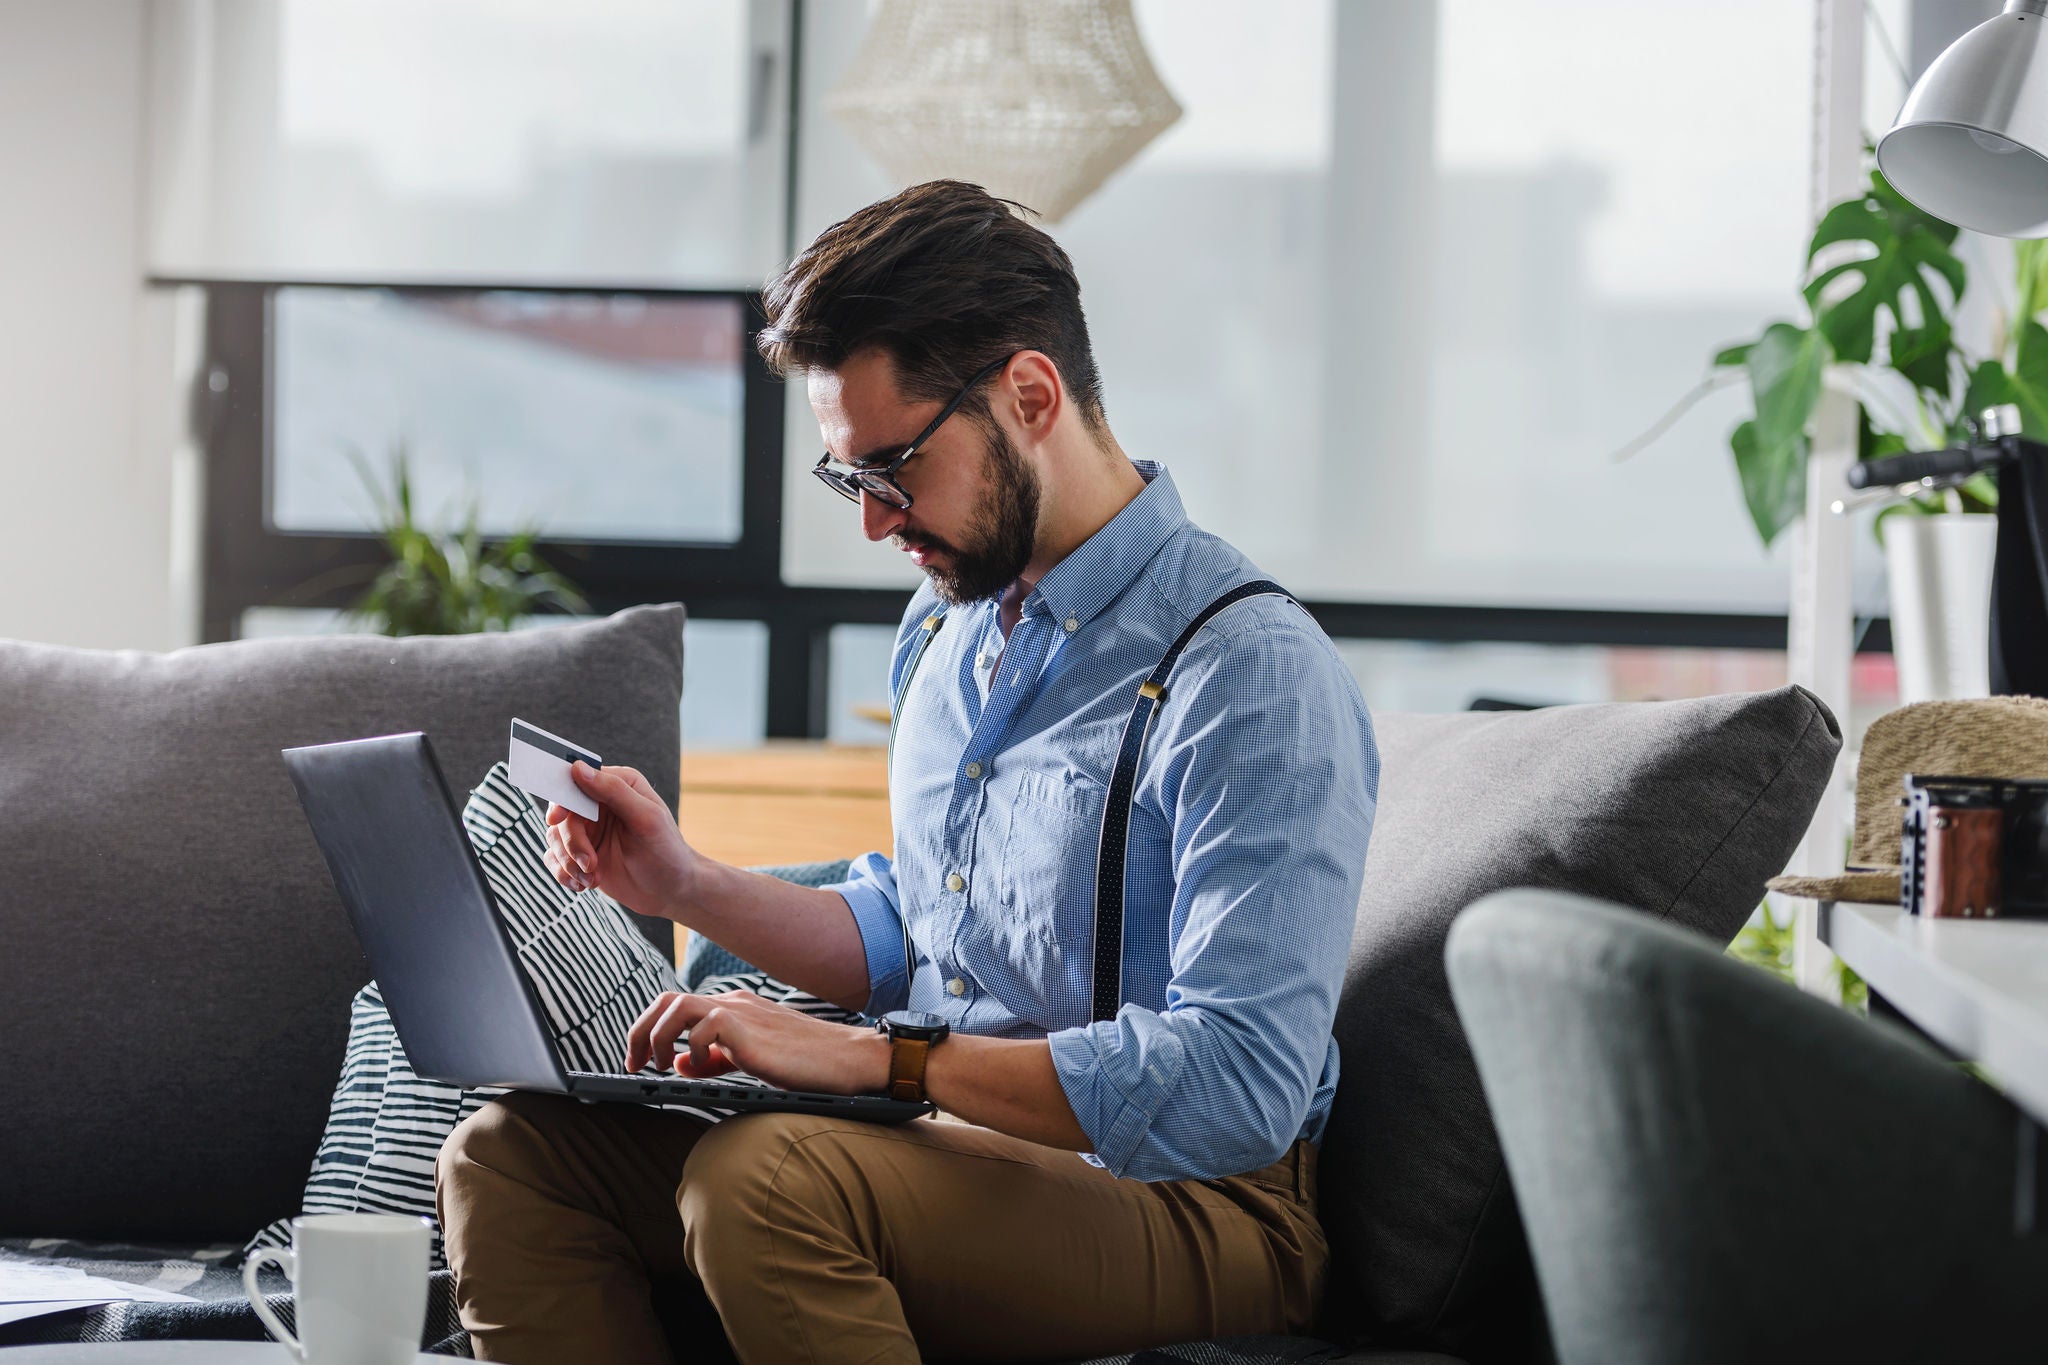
[1137,681,1167,702]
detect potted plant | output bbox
[286,450,588,636]
[1631,164,2048,702]
[343,452,588,636]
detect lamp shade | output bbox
[1877,0,2048,237]
[827,0,1181,223]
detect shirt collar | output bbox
[1015,460,1185,632]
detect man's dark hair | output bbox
[757,180,1107,430]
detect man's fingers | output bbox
[658,993,725,1069]
[545,800,596,845]
[675,1005,738,1078]
[571,763,672,835]
[565,823,595,874]
[680,1040,739,1079]
[543,827,591,889]
[623,990,791,1073]
[570,761,633,804]
[623,993,662,1071]
[615,765,664,803]
[654,994,719,1073]
[545,812,596,876]
[541,843,583,892]
[625,991,692,1071]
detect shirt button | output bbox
[945,872,965,892]
[965,761,983,779]
[1064,616,1078,633]
[947,977,968,997]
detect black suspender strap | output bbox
[887,609,948,992]
[1090,580,1296,1024]
[885,582,1297,1024]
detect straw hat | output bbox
[1770,696,2048,903]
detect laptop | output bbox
[282,731,932,1123]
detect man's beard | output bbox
[893,424,1042,605]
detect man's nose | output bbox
[861,490,907,543]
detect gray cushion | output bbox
[0,605,685,1242]
[1320,686,1839,1357]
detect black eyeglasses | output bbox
[811,354,1014,510]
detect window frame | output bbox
[184,278,919,738]
[183,273,1859,742]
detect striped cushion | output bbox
[246,763,856,1266]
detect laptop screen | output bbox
[283,732,570,1093]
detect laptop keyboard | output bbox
[568,1069,783,1095]
[562,1070,929,1117]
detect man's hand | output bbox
[542,763,697,920]
[625,989,892,1096]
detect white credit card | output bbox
[508,718,603,821]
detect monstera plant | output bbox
[1637,163,2048,546]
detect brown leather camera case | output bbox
[1923,805,2004,918]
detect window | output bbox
[270,287,746,544]
[788,0,1843,615]
[188,1,1897,743]
[149,0,787,286]
[195,279,915,741]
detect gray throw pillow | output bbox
[1319,685,1840,1357]
[0,605,685,1242]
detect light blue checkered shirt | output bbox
[829,462,1379,1181]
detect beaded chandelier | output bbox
[828,0,1182,222]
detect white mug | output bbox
[242,1212,432,1365]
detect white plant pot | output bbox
[1884,513,1997,704]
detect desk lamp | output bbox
[1878,0,2048,237]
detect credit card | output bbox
[508,718,603,821]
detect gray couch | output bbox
[0,605,1840,1362]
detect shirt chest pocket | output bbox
[999,768,1108,956]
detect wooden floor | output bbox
[673,743,892,967]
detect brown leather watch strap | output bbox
[887,1034,933,1102]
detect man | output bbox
[436,180,1379,1364]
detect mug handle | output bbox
[242,1246,305,1361]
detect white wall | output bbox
[0,0,188,650]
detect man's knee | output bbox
[678,1113,886,1258]
[681,1111,869,1199]
[436,1092,585,1201]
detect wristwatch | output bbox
[876,1010,950,1102]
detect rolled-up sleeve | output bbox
[827,852,911,1016]
[1048,622,1378,1180]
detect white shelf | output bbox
[1822,901,2048,1126]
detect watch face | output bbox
[883,1009,949,1039]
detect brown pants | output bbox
[435,1092,1326,1364]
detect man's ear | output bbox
[1003,352,1064,441]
